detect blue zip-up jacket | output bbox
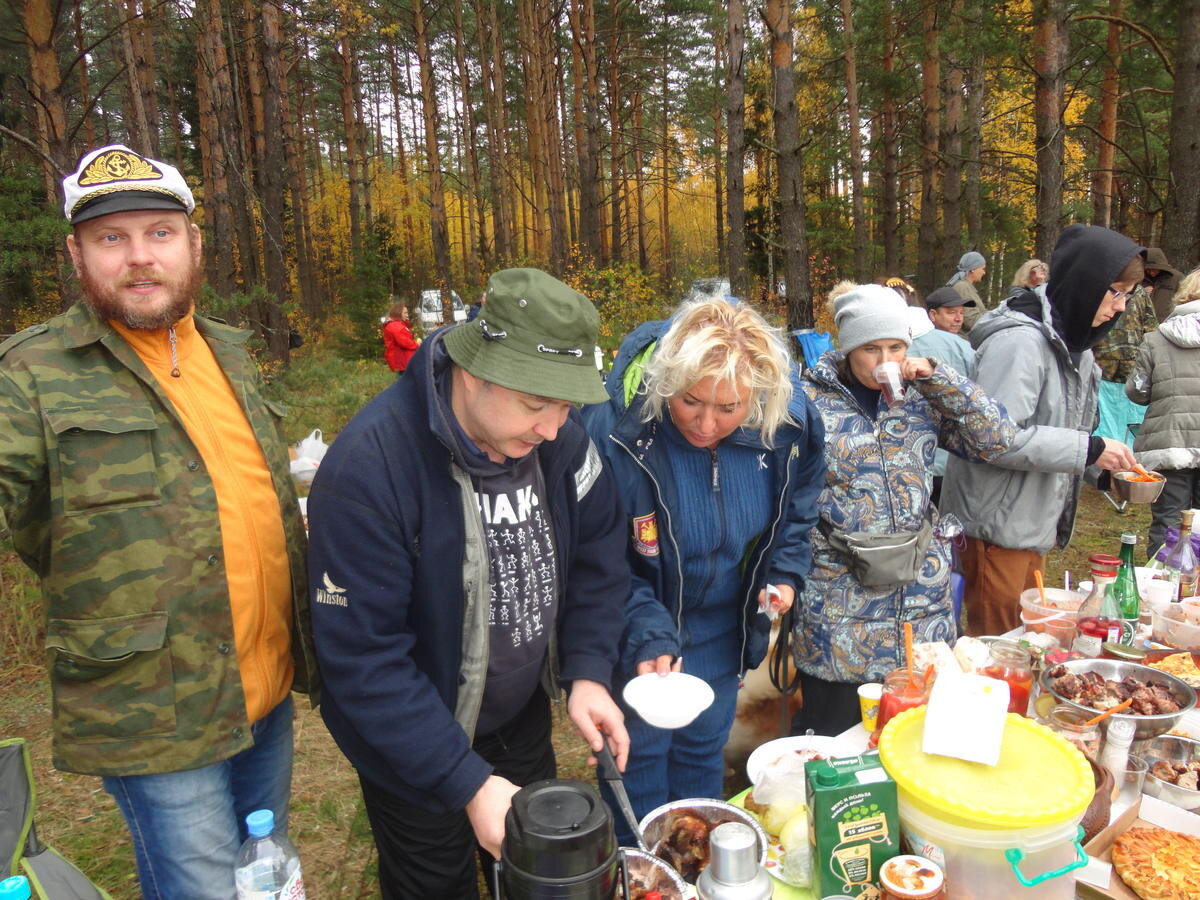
[582,319,826,677]
[307,333,629,813]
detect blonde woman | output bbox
[1012,258,1049,289]
[583,297,825,839]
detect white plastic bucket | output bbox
[897,794,1085,899]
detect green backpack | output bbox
[0,738,111,899]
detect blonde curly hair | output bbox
[1175,266,1200,305]
[639,298,794,447]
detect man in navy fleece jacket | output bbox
[307,268,630,898]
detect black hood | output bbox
[1046,224,1144,353]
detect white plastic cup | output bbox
[873,361,906,408]
[1144,579,1177,613]
[858,682,883,731]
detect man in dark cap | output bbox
[941,225,1143,637]
[307,268,630,897]
[0,145,315,898]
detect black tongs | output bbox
[597,744,649,852]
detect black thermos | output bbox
[497,779,620,899]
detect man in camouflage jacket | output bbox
[0,146,316,900]
[1094,283,1159,383]
[1092,282,1158,443]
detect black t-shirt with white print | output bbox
[472,451,559,736]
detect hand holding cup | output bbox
[873,360,906,408]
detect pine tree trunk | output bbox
[1091,0,1122,229]
[942,0,965,277]
[387,43,419,272]
[713,17,725,266]
[659,8,672,280]
[413,0,454,312]
[129,0,160,155]
[964,9,985,252]
[880,0,901,275]
[569,0,603,264]
[607,0,625,262]
[632,91,648,270]
[765,0,812,329]
[541,5,569,272]
[726,0,749,298]
[194,0,236,300]
[250,0,291,360]
[839,0,868,281]
[917,0,941,295]
[73,0,95,146]
[280,23,318,318]
[1164,0,1200,269]
[1033,0,1068,259]
[337,33,364,255]
[23,0,75,308]
[451,0,484,286]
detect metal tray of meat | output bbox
[1040,658,1197,740]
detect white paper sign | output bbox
[921,673,1009,766]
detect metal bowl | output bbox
[1111,470,1166,503]
[1039,658,1197,740]
[1142,734,1200,811]
[619,847,689,899]
[637,798,769,883]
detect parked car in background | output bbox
[418,289,467,329]
[683,277,732,304]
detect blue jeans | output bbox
[102,696,294,900]
[602,623,741,846]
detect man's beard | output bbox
[79,261,200,330]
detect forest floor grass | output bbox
[0,335,1153,896]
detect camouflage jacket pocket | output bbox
[46,612,176,742]
[45,404,162,514]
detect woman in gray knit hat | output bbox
[789,284,1015,735]
[949,250,987,332]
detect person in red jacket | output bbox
[383,299,419,376]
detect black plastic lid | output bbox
[501,779,616,879]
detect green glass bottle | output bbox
[1114,532,1142,632]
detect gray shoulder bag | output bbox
[820,516,935,590]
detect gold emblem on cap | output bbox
[78,149,163,186]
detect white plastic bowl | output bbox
[623,672,715,729]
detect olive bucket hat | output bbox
[443,268,608,405]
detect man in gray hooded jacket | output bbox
[942,225,1143,636]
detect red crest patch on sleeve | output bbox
[632,512,659,556]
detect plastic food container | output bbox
[1152,606,1200,650]
[878,707,1093,899]
[1018,588,1084,649]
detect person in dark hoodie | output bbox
[307,268,631,897]
[582,297,825,839]
[941,225,1143,637]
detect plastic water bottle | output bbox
[0,876,30,900]
[235,809,306,899]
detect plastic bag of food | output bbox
[289,429,327,483]
[778,811,812,887]
[751,752,808,836]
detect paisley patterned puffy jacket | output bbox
[791,351,1014,683]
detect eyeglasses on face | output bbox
[1107,286,1133,303]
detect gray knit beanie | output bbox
[834,284,912,353]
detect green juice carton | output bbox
[805,755,900,898]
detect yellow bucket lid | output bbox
[877,706,1094,830]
